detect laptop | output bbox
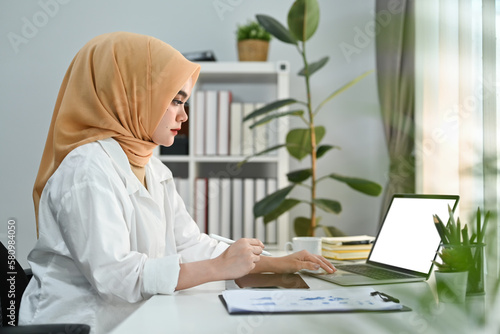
[308,194,459,286]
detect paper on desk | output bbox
[221,287,403,313]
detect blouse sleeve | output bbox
[56,180,180,301]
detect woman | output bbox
[19,32,335,333]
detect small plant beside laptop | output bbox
[433,206,490,296]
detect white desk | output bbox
[109,273,482,334]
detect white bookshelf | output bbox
[156,61,290,250]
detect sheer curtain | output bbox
[414,0,499,319]
[375,0,415,222]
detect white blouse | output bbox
[19,138,227,333]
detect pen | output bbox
[209,234,272,256]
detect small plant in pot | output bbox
[236,20,271,61]
[433,206,490,298]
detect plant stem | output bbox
[299,41,317,236]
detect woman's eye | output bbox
[172,99,183,106]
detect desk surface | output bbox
[109,272,482,334]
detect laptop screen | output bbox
[368,194,459,275]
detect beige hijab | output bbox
[33,32,200,235]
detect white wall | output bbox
[0,0,388,267]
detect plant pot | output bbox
[440,243,485,295]
[237,39,269,61]
[435,270,468,303]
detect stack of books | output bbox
[321,235,375,261]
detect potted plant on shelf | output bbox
[240,0,382,236]
[236,20,271,61]
[433,206,490,302]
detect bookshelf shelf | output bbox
[155,61,290,249]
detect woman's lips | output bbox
[171,128,180,135]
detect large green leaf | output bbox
[243,98,298,121]
[286,126,325,160]
[294,216,313,236]
[238,144,287,166]
[249,110,304,129]
[316,144,339,159]
[315,70,373,114]
[263,199,301,223]
[253,185,295,217]
[287,0,320,42]
[313,198,341,214]
[256,14,297,45]
[287,168,311,183]
[328,173,382,196]
[298,56,329,77]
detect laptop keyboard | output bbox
[335,264,416,280]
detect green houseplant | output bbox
[240,0,382,237]
[236,20,271,61]
[433,206,490,296]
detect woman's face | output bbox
[152,77,193,147]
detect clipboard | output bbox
[219,287,412,314]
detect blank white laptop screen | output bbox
[369,197,458,274]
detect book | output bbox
[253,102,267,154]
[194,91,205,156]
[229,102,243,156]
[194,178,208,233]
[322,248,371,261]
[321,235,374,260]
[207,178,221,234]
[217,91,231,155]
[321,235,375,245]
[265,178,277,244]
[254,178,266,242]
[243,178,255,238]
[219,178,231,238]
[241,103,255,156]
[175,177,191,214]
[231,178,243,239]
[205,90,218,156]
[321,243,373,251]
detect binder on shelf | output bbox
[194,178,208,233]
[219,178,231,238]
[253,103,267,154]
[217,91,231,156]
[205,90,218,156]
[231,178,243,240]
[174,178,191,213]
[243,178,255,238]
[242,103,255,156]
[194,91,205,156]
[229,102,243,156]
[254,178,266,242]
[207,178,221,234]
[265,178,278,244]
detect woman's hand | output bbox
[213,238,266,280]
[252,250,336,275]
